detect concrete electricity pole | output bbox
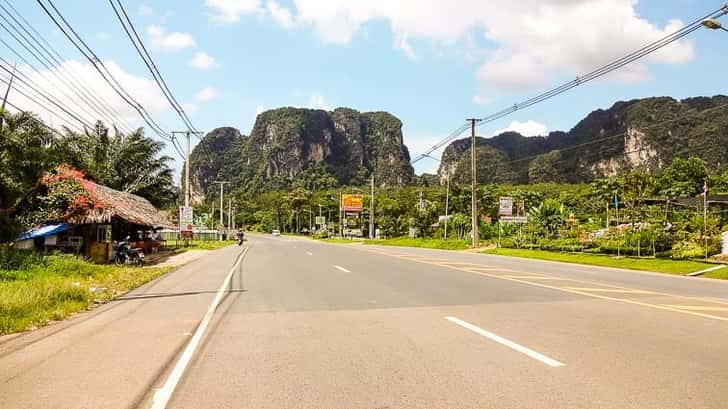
[172,131,204,208]
[468,118,479,247]
[444,173,450,240]
[212,181,229,239]
[0,63,16,133]
[370,174,375,239]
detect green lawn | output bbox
[0,252,172,335]
[482,248,722,276]
[364,237,470,250]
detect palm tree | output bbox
[57,121,175,207]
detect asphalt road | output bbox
[2,234,728,408]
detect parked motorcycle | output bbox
[112,236,145,266]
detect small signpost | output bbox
[179,206,194,242]
[315,216,326,226]
[499,196,514,216]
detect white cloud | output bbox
[138,4,154,17]
[189,52,219,70]
[214,0,694,92]
[181,103,198,114]
[267,0,294,28]
[205,0,264,23]
[147,25,196,51]
[196,87,220,102]
[472,95,491,106]
[6,60,169,131]
[255,105,266,116]
[493,120,548,137]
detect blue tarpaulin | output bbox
[17,223,73,241]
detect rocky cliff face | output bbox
[438,95,728,184]
[188,107,414,200]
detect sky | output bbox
[4,0,728,177]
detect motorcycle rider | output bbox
[236,229,245,245]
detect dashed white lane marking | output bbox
[306,251,313,256]
[334,265,351,273]
[150,247,248,409]
[445,316,565,368]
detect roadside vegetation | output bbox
[171,240,234,253]
[363,237,470,250]
[483,248,717,276]
[0,248,171,335]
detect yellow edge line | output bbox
[361,249,728,322]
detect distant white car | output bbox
[272,229,281,236]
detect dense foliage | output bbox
[0,110,176,241]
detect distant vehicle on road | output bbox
[272,229,280,236]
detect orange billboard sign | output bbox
[342,194,364,212]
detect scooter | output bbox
[112,236,145,266]
[237,232,245,246]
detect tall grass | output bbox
[0,248,171,335]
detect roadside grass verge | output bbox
[0,253,172,335]
[364,237,470,250]
[171,240,234,253]
[318,238,360,244]
[482,248,719,276]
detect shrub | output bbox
[671,241,705,260]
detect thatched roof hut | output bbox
[63,181,172,228]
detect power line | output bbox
[0,74,84,133]
[35,0,173,142]
[108,0,198,134]
[0,61,93,129]
[2,98,69,138]
[0,0,134,134]
[503,101,728,169]
[411,5,728,164]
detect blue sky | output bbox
[5,0,728,176]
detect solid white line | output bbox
[150,247,248,409]
[687,265,725,277]
[334,265,351,273]
[445,316,565,368]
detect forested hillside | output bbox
[187,107,414,202]
[439,95,728,185]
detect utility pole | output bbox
[339,191,343,238]
[172,131,204,208]
[212,181,229,239]
[228,198,232,229]
[468,118,479,247]
[0,64,16,133]
[370,174,375,239]
[704,181,709,260]
[444,174,450,239]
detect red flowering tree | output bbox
[22,165,106,227]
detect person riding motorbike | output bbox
[236,229,245,245]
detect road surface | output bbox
[2,234,728,408]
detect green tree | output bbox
[657,157,708,198]
[527,199,567,238]
[0,110,57,240]
[448,213,470,240]
[528,150,564,183]
[57,122,175,207]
